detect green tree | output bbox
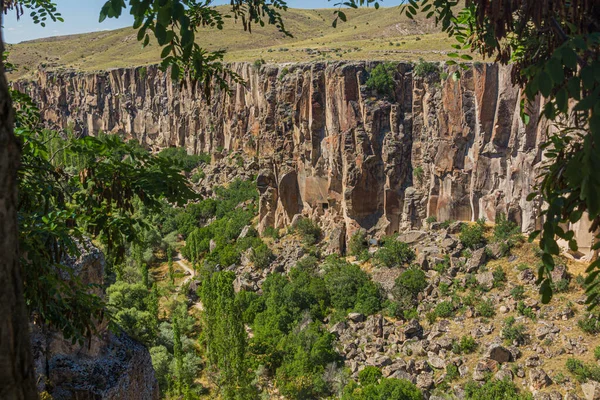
[200,271,254,399]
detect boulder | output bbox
[529,368,552,391]
[582,381,600,400]
[466,248,487,273]
[487,344,512,363]
[476,271,495,290]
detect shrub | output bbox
[458,335,478,354]
[510,285,525,300]
[493,213,522,246]
[595,346,600,361]
[359,366,383,386]
[459,220,487,250]
[263,226,280,239]
[464,378,533,400]
[253,58,266,70]
[566,358,600,382]
[250,242,274,269]
[366,63,397,96]
[157,147,210,172]
[426,216,437,224]
[413,58,440,77]
[295,218,322,245]
[343,378,422,400]
[578,313,600,334]
[323,257,382,315]
[434,301,455,319]
[278,67,290,81]
[503,317,527,345]
[517,301,536,320]
[446,364,459,381]
[492,266,507,288]
[552,278,570,293]
[374,236,415,268]
[413,166,424,182]
[395,267,427,298]
[476,299,496,318]
[349,230,369,258]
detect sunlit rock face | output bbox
[19,61,589,255]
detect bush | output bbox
[426,216,437,224]
[394,267,427,298]
[459,220,487,250]
[566,358,600,382]
[493,213,522,247]
[578,313,600,334]
[366,63,397,96]
[250,242,274,269]
[253,58,266,70]
[157,147,210,172]
[295,218,322,245]
[374,236,415,268]
[510,285,525,300]
[413,58,440,77]
[323,257,382,315]
[517,301,536,320]
[342,378,422,400]
[359,366,383,386]
[492,266,507,288]
[457,335,478,354]
[349,230,369,258]
[476,299,496,318]
[503,317,527,345]
[434,301,455,319]
[263,226,280,239]
[464,378,533,400]
[446,364,459,381]
[552,278,570,293]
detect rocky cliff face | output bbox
[13,61,595,257]
[30,241,159,400]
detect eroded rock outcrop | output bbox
[14,61,593,256]
[30,242,159,400]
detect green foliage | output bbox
[517,301,536,320]
[493,213,522,250]
[426,216,437,224]
[157,147,210,172]
[262,226,280,240]
[366,62,397,96]
[492,266,507,288]
[476,299,496,318]
[392,267,428,311]
[358,366,383,386]
[578,313,600,334]
[502,317,528,345]
[566,358,600,382]
[253,58,266,69]
[445,364,459,381]
[463,378,533,400]
[413,58,440,77]
[295,218,322,245]
[374,236,415,268]
[349,230,369,258]
[433,301,455,319]
[342,378,423,400]
[250,241,274,269]
[459,220,487,250]
[15,94,197,342]
[552,278,570,293]
[278,66,290,80]
[511,285,525,300]
[107,281,158,345]
[323,257,382,315]
[452,335,477,354]
[200,271,255,399]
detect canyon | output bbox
[13,61,595,258]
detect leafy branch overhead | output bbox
[398,0,600,306]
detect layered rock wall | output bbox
[16,62,579,252]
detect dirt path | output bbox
[173,252,203,310]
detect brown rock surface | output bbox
[14,61,559,246]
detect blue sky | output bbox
[3,0,405,43]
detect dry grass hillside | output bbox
[6,5,463,80]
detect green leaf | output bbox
[538,71,553,97]
[546,58,565,84]
[561,46,578,70]
[539,279,553,304]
